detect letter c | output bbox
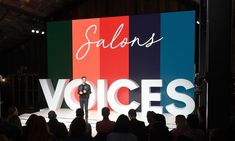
[107,79,140,114]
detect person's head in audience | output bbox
[8,115,23,137]
[7,106,18,121]
[102,107,110,120]
[113,114,130,133]
[187,114,199,129]
[175,115,188,129]
[27,116,51,141]
[153,113,166,127]
[8,115,22,129]
[69,117,86,137]
[48,110,57,120]
[76,108,84,119]
[147,111,155,125]
[26,114,37,128]
[8,106,18,115]
[33,116,50,132]
[128,109,137,120]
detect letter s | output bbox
[166,79,195,116]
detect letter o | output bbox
[64,79,96,111]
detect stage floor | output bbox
[19,108,176,137]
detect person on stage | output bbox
[78,76,91,121]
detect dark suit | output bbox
[48,119,68,141]
[78,83,91,120]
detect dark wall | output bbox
[207,0,232,128]
[0,36,47,76]
[48,0,198,20]
[0,35,47,115]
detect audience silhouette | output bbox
[148,113,172,141]
[26,115,54,141]
[76,108,92,138]
[107,114,137,141]
[65,117,92,141]
[22,114,37,140]
[183,114,206,141]
[171,115,188,141]
[0,106,222,141]
[128,109,147,141]
[94,107,115,141]
[47,110,68,141]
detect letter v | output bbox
[39,79,70,110]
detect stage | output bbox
[19,108,176,137]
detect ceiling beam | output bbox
[0,0,46,18]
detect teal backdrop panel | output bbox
[160,11,195,112]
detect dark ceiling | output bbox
[0,0,202,52]
[0,0,78,50]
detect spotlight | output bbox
[2,78,5,82]
[41,31,45,35]
[31,29,35,33]
[0,75,6,83]
[196,20,200,25]
[36,30,39,34]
